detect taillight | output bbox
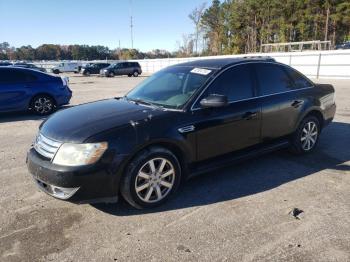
[60,76,69,87]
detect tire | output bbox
[109,72,115,77]
[289,116,320,154]
[52,69,60,74]
[120,147,182,209]
[133,71,139,77]
[128,74,132,77]
[84,71,90,76]
[30,95,56,115]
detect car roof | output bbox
[173,57,276,69]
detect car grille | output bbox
[33,133,62,160]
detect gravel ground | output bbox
[0,74,349,262]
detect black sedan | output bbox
[0,62,13,66]
[13,63,47,72]
[81,63,110,76]
[27,57,336,209]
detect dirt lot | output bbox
[0,74,349,262]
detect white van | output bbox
[51,62,82,74]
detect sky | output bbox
[0,0,207,52]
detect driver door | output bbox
[191,64,262,161]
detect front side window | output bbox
[204,64,254,102]
[254,63,295,95]
[126,66,214,109]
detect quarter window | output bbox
[254,63,295,95]
[284,67,313,89]
[205,64,254,102]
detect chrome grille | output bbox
[33,133,62,160]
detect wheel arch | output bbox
[117,139,191,188]
[295,108,325,132]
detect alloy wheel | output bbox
[34,97,53,114]
[300,121,318,151]
[134,158,175,203]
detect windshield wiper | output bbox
[125,97,158,107]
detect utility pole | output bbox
[130,0,134,49]
[118,40,121,59]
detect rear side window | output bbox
[254,63,295,95]
[284,67,313,89]
[128,62,137,67]
[205,64,254,102]
[0,69,36,83]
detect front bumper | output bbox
[26,148,125,203]
[99,71,109,76]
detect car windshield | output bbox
[125,66,215,109]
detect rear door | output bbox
[252,63,311,141]
[0,69,34,111]
[123,62,133,75]
[114,63,125,75]
[192,64,262,161]
[120,62,129,75]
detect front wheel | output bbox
[30,95,56,115]
[109,72,115,77]
[133,71,139,77]
[120,147,181,209]
[289,116,320,154]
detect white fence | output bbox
[34,50,350,79]
[132,50,350,79]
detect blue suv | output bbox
[0,67,72,115]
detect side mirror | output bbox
[200,94,228,108]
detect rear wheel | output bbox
[120,147,181,209]
[52,69,60,74]
[30,95,56,115]
[289,116,320,154]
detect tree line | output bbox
[180,0,350,56]
[0,42,175,61]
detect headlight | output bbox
[53,142,108,166]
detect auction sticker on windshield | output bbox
[190,68,212,75]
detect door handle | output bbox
[243,111,257,120]
[291,100,304,108]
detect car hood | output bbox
[40,98,160,143]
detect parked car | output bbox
[100,62,142,77]
[0,62,12,66]
[0,67,72,115]
[335,41,350,50]
[13,63,47,73]
[81,63,110,76]
[27,58,336,209]
[51,62,81,74]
